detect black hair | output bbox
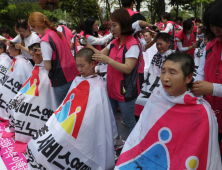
[57,23,63,26]
[157,17,161,22]
[9,42,21,54]
[15,20,29,30]
[161,12,171,21]
[145,30,152,36]
[0,42,6,53]
[121,0,135,8]
[28,43,40,51]
[183,19,194,34]
[84,17,98,37]
[203,0,222,40]
[80,21,85,31]
[163,52,194,81]
[191,17,195,21]
[99,24,106,31]
[131,13,146,23]
[1,27,10,34]
[76,48,95,64]
[175,17,183,22]
[110,8,135,35]
[156,32,170,43]
[195,18,201,23]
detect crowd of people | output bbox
[0,0,221,169]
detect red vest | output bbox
[175,29,197,57]
[60,25,72,46]
[126,8,139,17]
[107,35,140,102]
[41,29,79,87]
[204,38,222,133]
[163,21,174,35]
[155,22,163,28]
[86,34,102,51]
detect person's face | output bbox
[204,38,209,46]
[92,20,99,33]
[176,20,182,25]
[0,48,4,54]
[8,47,19,57]
[210,25,222,41]
[197,27,202,35]
[161,17,167,25]
[156,39,170,53]
[2,33,9,39]
[76,57,95,77]
[161,60,192,97]
[30,50,43,64]
[186,25,194,34]
[196,22,200,26]
[144,32,151,43]
[17,27,30,38]
[110,19,121,38]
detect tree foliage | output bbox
[60,0,99,25]
[0,1,59,37]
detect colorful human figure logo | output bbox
[119,127,172,170]
[20,66,40,96]
[54,80,90,139]
[8,58,16,72]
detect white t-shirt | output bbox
[56,26,63,33]
[106,43,140,59]
[40,41,52,61]
[195,47,222,97]
[11,32,40,59]
[132,21,147,52]
[161,23,173,33]
[86,33,113,46]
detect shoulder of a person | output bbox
[126,35,139,47]
[206,38,220,50]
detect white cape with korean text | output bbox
[26,75,118,170]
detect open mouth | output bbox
[164,85,171,88]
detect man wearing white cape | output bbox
[135,33,174,116]
[0,43,33,126]
[115,52,222,170]
[2,43,59,153]
[26,48,118,170]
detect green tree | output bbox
[0,2,59,37]
[60,0,99,25]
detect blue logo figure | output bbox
[119,127,172,170]
[55,94,75,123]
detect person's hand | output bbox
[199,37,203,41]
[153,32,158,40]
[192,42,198,49]
[33,47,42,55]
[81,36,90,48]
[15,43,23,50]
[92,54,111,64]
[191,81,213,96]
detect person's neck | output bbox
[41,27,49,36]
[125,6,133,10]
[25,31,32,38]
[159,49,170,55]
[119,35,127,46]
